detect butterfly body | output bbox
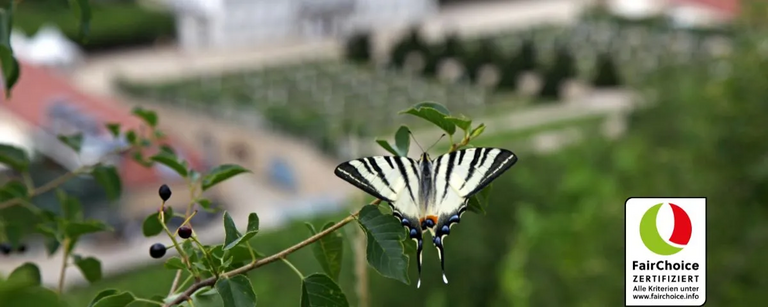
[334,147,517,288]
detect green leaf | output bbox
[221,211,256,250]
[177,288,224,307]
[0,3,19,97]
[247,213,259,233]
[73,255,102,283]
[0,144,29,172]
[56,189,83,221]
[357,205,410,284]
[131,106,158,128]
[150,152,188,178]
[164,257,186,270]
[375,139,400,156]
[196,199,216,212]
[222,212,242,247]
[8,263,41,286]
[467,183,494,214]
[394,125,411,156]
[36,225,61,256]
[215,275,257,307]
[0,180,27,198]
[142,207,173,237]
[64,220,112,239]
[91,165,122,201]
[67,0,92,41]
[92,291,135,307]
[106,123,121,138]
[126,131,138,144]
[399,106,456,136]
[445,116,472,132]
[469,123,486,139]
[88,289,119,307]
[306,222,343,281]
[0,284,67,307]
[412,102,451,115]
[202,164,251,191]
[300,273,350,307]
[224,231,257,251]
[57,133,84,153]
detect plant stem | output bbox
[281,257,304,280]
[168,270,183,296]
[163,207,370,307]
[245,242,257,262]
[57,238,71,293]
[191,236,218,276]
[0,168,86,209]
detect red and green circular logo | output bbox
[639,203,692,256]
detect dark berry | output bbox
[16,244,26,253]
[158,184,172,202]
[177,226,192,239]
[0,243,11,255]
[149,243,167,259]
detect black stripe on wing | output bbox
[334,158,395,202]
[460,148,518,197]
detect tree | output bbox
[518,36,537,71]
[389,27,427,69]
[537,62,565,101]
[592,52,622,88]
[344,31,373,64]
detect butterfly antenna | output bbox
[409,130,426,153]
[426,134,446,153]
[433,236,449,284]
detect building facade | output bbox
[169,0,438,51]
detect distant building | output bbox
[166,0,438,51]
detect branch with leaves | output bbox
[0,100,495,307]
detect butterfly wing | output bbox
[429,147,518,283]
[334,156,428,286]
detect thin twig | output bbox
[0,168,86,209]
[163,209,367,307]
[168,270,183,296]
[57,238,71,293]
[281,257,304,280]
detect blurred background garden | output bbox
[1,0,766,306]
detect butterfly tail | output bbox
[433,236,448,284]
[416,239,423,288]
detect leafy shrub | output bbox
[344,31,372,64]
[463,39,502,83]
[592,52,622,88]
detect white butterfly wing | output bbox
[333,156,428,285]
[428,147,518,284]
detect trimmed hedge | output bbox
[8,0,176,52]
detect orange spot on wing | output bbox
[427,215,438,225]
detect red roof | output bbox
[670,0,740,15]
[1,61,204,189]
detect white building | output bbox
[167,0,438,52]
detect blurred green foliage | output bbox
[5,0,174,52]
